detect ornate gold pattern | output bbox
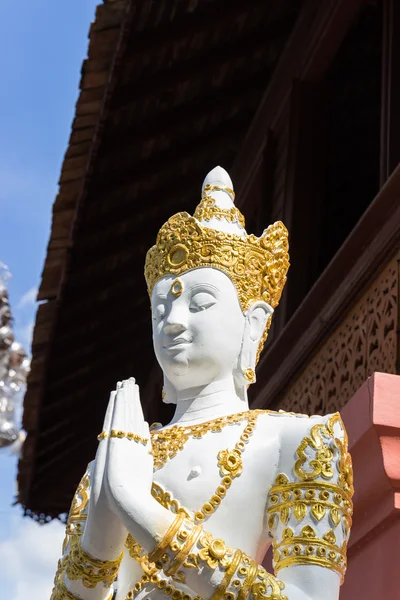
[63,534,123,589]
[151,410,264,471]
[171,278,183,297]
[217,449,243,478]
[51,576,113,600]
[211,549,243,600]
[203,184,235,199]
[148,512,186,564]
[194,195,246,228]
[125,569,201,600]
[165,524,203,577]
[198,533,232,569]
[272,525,347,583]
[151,482,191,517]
[68,470,90,524]
[194,412,259,522]
[243,367,255,383]
[97,429,148,444]
[268,414,353,582]
[145,212,289,315]
[274,254,399,414]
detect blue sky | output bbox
[0,1,99,596]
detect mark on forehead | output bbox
[170,278,183,297]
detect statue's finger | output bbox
[100,390,116,437]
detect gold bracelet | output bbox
[97,430,148,445]
[148,512,186,564]
[51,578,114,600]
[211,549,243,600]
[64,534,123,589]
[238,560,258,600]
[164,523,203,577]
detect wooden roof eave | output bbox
[18,0,132,516]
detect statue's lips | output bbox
[163,338,191,350]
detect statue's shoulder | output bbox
[253,409,345,443]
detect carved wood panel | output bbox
[274,252,399,415]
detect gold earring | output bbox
[243,367,255,383]
[161,387,166,399]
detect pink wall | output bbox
[341,372,400,599]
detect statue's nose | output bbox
[163,304,187,335]
[163,320,186,336]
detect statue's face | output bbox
[152,268,245,391]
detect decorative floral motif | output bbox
[217,449,243,478]
[198,532,232,569]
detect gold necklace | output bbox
[150,409,264,471]
[125,410,262,597]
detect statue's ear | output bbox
[239,301,273,384]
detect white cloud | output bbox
[0,514,65,599]
[17,286,38,310]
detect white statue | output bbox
[51,167,353,600]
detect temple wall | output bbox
[272,251,399,415]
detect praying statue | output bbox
[51,167,353,600]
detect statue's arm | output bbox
[264,412,354,600]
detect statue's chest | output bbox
[150,418,279,548]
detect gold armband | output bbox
[164,523,204,577]
[237,561,258,600]
[148,512,186,564]
[211,549,243,600]
[64,534,123,589]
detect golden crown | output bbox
[145,167,289,314]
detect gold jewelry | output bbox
[238,560,258,600]
[194,413,259,522]
[170,278,183,297]
[151,410,264,471]
[243,368,255,383]
[145,213,288,315]
[63,534,123,588]
[271,525,347,583]
[97,430,148,445]
[211,549,242,600]
[164,524,203,577]
[202,183,235,199]
[194,196,245,229]
[148,512,186,564]
[51,577,114,600]
[126,570,201,600]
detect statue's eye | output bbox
[189,292,216,313]
[153,304,166,319]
